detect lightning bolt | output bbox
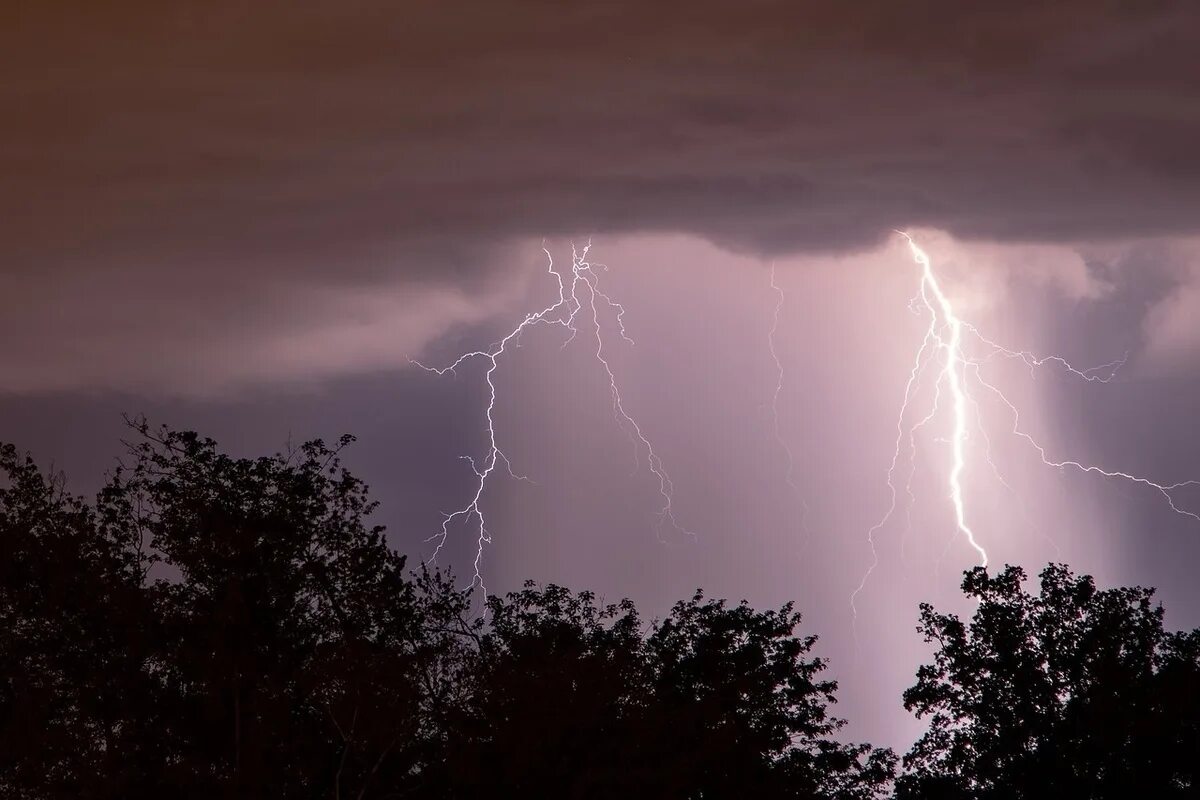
[906,233,988,567]
[852,279,941,619]
[413,242,691,603]
[767,264,809,546]
[853,232,1199,616]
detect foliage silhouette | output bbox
[0,424,892,799]
[434,584,895,798]
[6,424,1200,798]
[898,564,1200,799]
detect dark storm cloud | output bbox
[4,0,1200,389]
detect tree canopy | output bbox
[0,424,892,799]
[898,564,1200,800]
[3,424,1199,798]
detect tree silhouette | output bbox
[8,425,1200,799]
[899,564,1200,799]
[434,583,895,799]
[1,423,475,798]
[0,441,149,795]
[0,423,894,799]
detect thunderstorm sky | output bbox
[5,1,1200,749]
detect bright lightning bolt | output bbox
[413,242,691,603]
[905,232,988,567]
[853,231,1200,616]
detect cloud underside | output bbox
[3,1,1200,391]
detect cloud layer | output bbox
[4,1,1200,390]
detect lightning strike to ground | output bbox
[852,232,1200,616]
[413,243,691,603]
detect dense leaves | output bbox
[898,564,1200,799]
[437,585,894,799]
[6,425,1200,798]
[0,425,891,799]
[2,423,479,798]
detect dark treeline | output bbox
[1,425,1197,799]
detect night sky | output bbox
[5,1,1200,749]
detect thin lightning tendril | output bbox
[413,243,690,602]
[768,264,810,544]
[853,231,1199,617]
[852,297,938,618]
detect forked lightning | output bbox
[852,232,1199,615]
[413,244,690,601]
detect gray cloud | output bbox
[4,0,1200,390]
